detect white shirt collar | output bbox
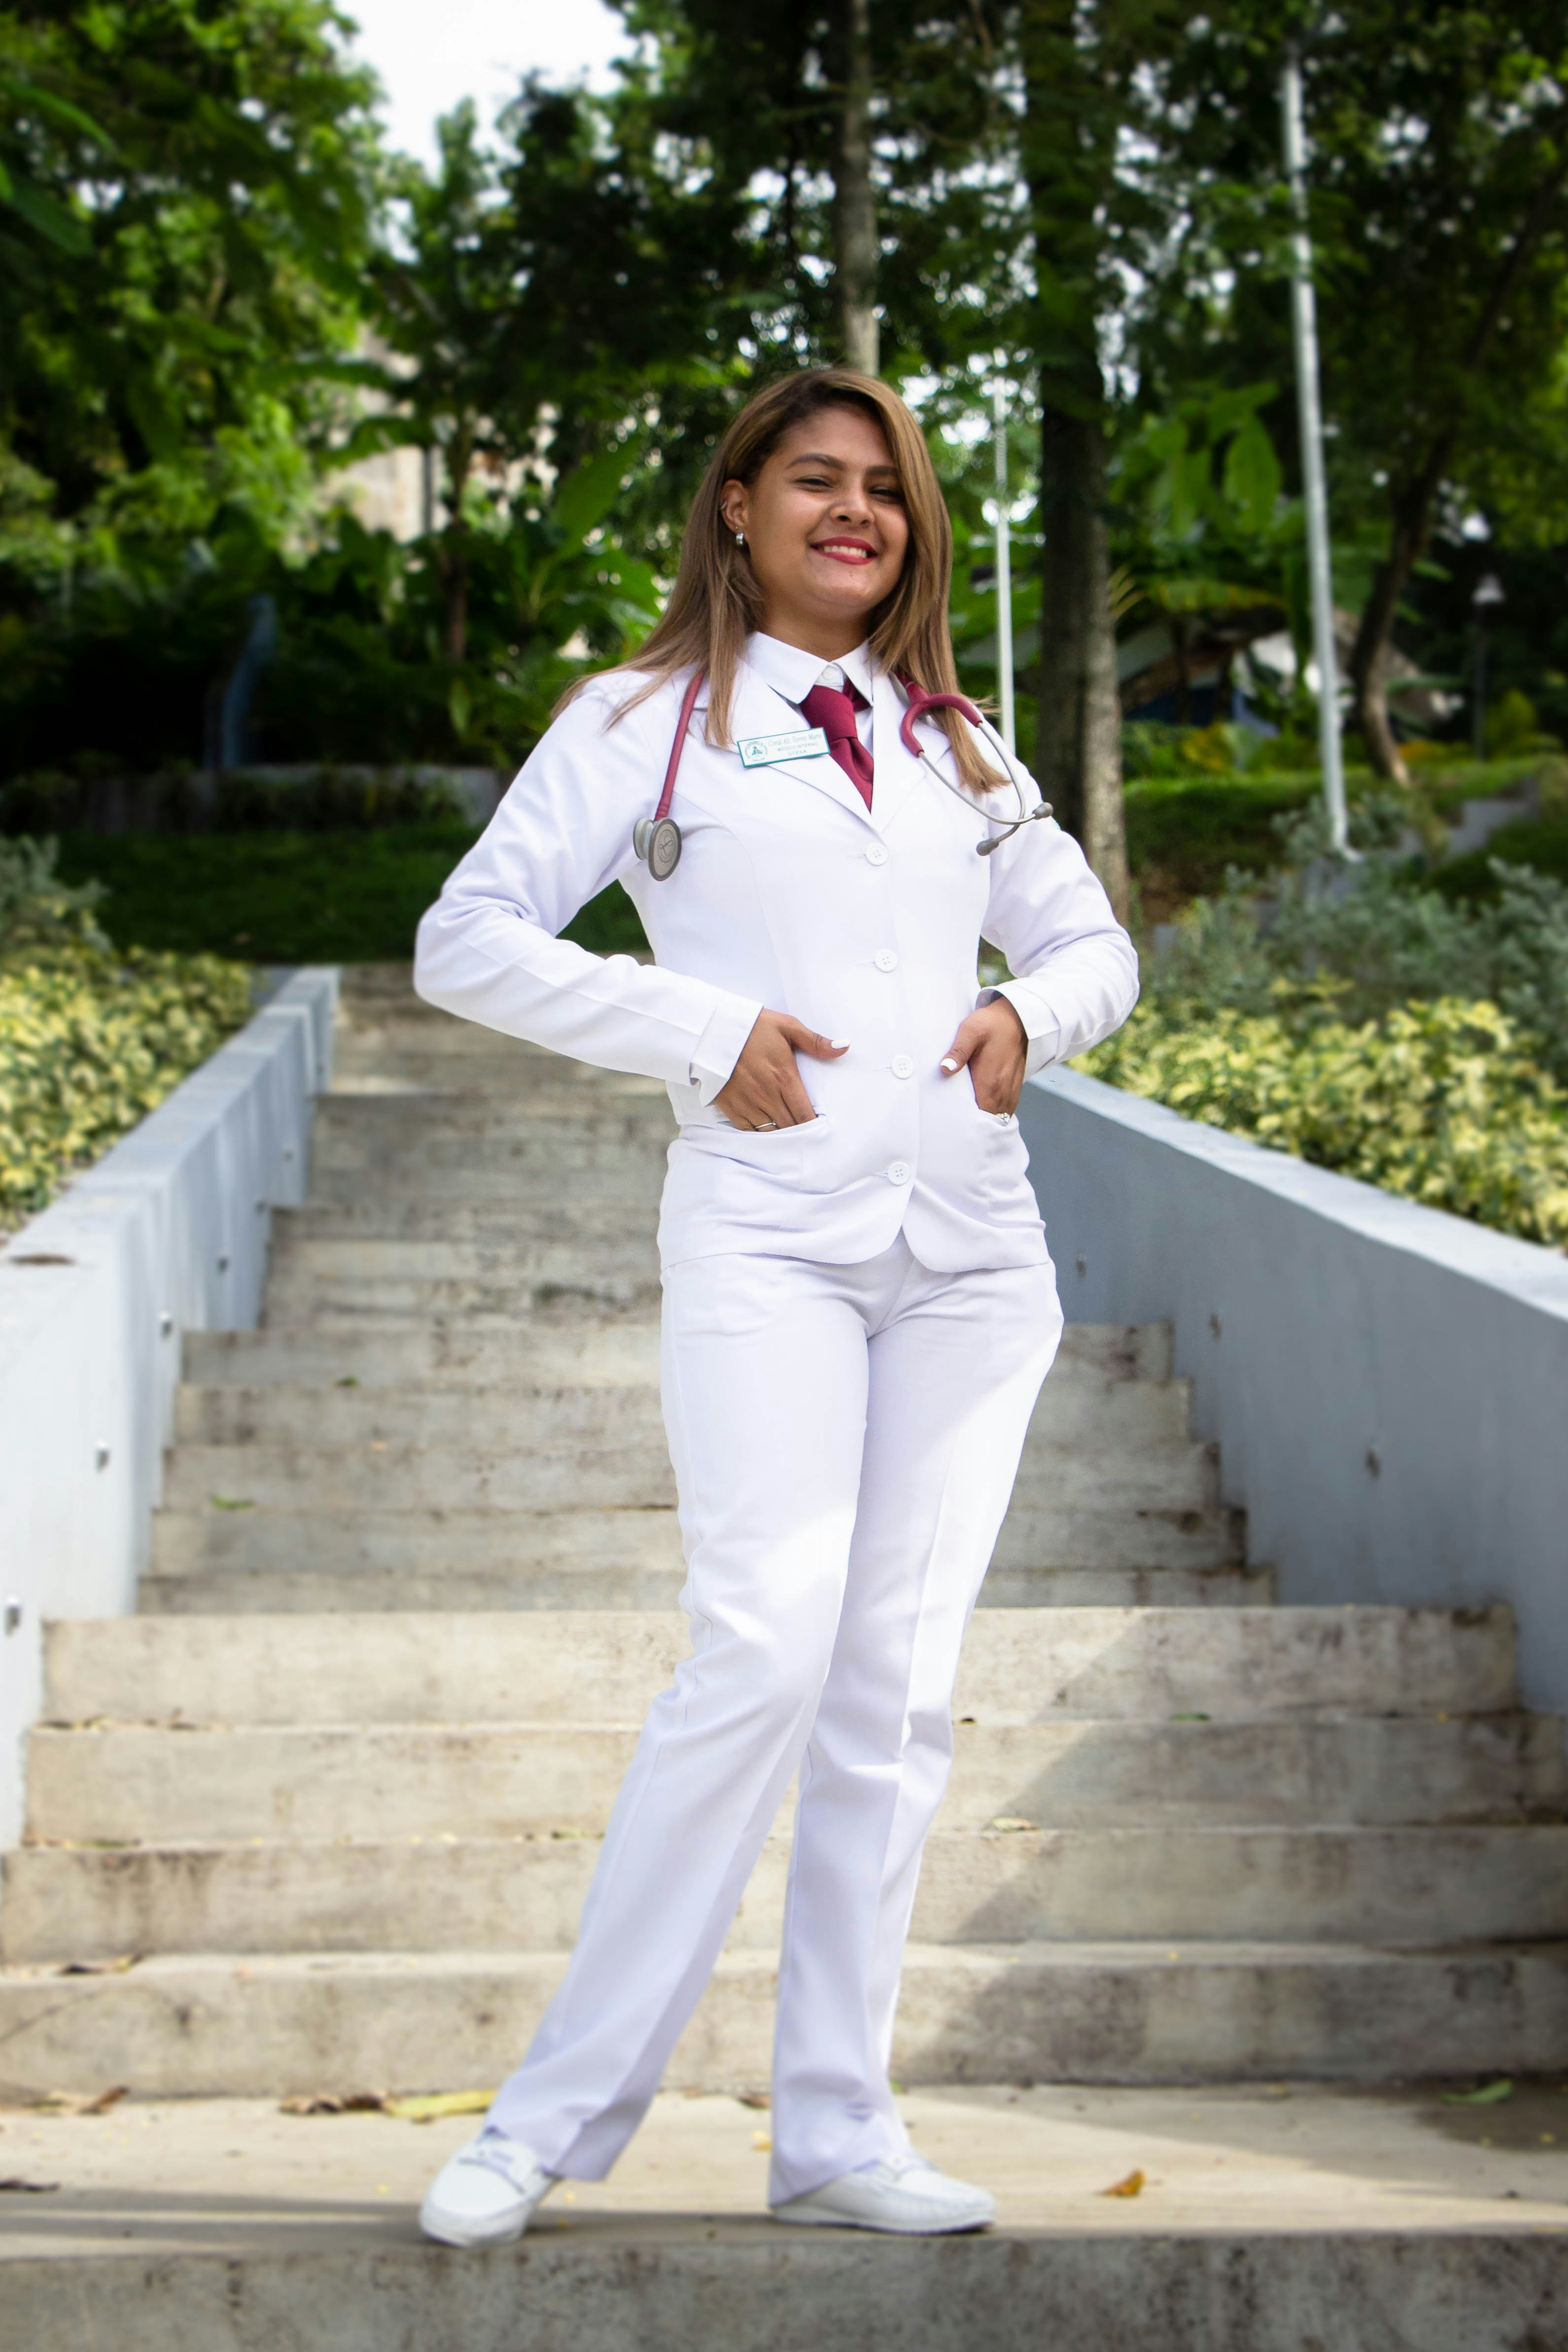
[746,632,877,712]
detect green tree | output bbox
[0,0,379,574]
[1157,1,1568,785]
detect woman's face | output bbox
[721,405,910,658]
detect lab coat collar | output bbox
[745,631,877,712]
[732,645,880,831]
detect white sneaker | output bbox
[419,2132,557,2248]
[772,2151,995,2235]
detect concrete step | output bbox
[2,1939,1565,2099]
[45,1608,1521,1730]
[312,1110,673,1157]
[265,1235,661,1284]
[319,1082,667,1119]
[276,1199,666,1244]
[180,1320,1167,1392]
[149,1501,1242,1580]
[25,1716,1562,1847]
[139,1562,1270,1615]
[183,1322,663,1390]
[7,2085,1567,2352]
[261,1274,664,1325]
[158,1438,1217,1518]
[12,1823,1568,1964]
[173,1371,1194,1451]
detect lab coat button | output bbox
[891,1055,915,1079]
[887,1161,912,1184]
[873,948,899,972]
[865,843,890,865]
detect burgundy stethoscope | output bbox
[632,669,1053,881]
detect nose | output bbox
[832,480,874,527]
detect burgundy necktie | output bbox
[800,679,874,811]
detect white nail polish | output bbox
[832,1040,851,1050]
[941,1058,959,1072]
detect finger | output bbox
[773,1072,819,1125]
[777,1018,850,1061]
[940,1022,981,1074]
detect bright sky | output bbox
[338,0,632,167]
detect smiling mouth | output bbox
[812,540,877,565]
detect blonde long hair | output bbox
[560,368,1006,794]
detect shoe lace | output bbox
[462,2135,545,2192]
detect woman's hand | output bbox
[716,1011,849,1130]
[940,998,1028,1114]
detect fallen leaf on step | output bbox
[57,1955,139,1976]
[751,2131,772,2151]
[35,2086,128,2115]
[737,2091,771,2110]
[986,1817,1039,1833]
[209,1496,255,1512]
[550,1826,592,1840]
[1168,1712,1211,1723]
[336,1377,359,1388]
[280,2091,388,2116]
[1443,2079,1514,2106]
[1101,2169,1146,2198]
[0,2178,59,2193]
[383,2089,496,2124]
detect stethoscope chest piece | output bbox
[633,814,683,880]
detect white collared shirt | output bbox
[746,631,875,753]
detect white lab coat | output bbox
[413,642,1139,1270]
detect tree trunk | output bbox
[833,0,878,372]
[1348,461,1443,787]
[441,430,473,666]
[1037,402,1130,923]
[1172,617,1191,726]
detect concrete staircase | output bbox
[3,964,1566,2104]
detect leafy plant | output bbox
[1080,994,1568,1251]
[1150,801,1568,1086]
[0,831,107,958]
[0,939,251,1227]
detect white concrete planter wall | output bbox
[1023,1067,1568,1717]
[0,968,338,1847]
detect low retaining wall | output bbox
[0,968,338,1848]
[1022,1066,1568,1717]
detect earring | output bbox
[734,530,745,545]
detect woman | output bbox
[413,367,1138,2245]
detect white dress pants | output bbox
[486,1233,1062,2201]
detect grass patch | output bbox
[51,829,649,964]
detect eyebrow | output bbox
[787,450,899,476]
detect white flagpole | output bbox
[1281,44,1350,855]
[993,379,1016,754]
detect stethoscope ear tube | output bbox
[897,674,1052,857]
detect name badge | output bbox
[737,726,829,768]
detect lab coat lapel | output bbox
[866,669,928,836]
[728,663,878,832]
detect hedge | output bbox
[0,945,253,1229]
[1078,995,1568,1252]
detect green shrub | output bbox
[1153,800,1568,1085]
[0,942,252,1229]
[0,834,109,960]
[1079,995,1568,1251]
